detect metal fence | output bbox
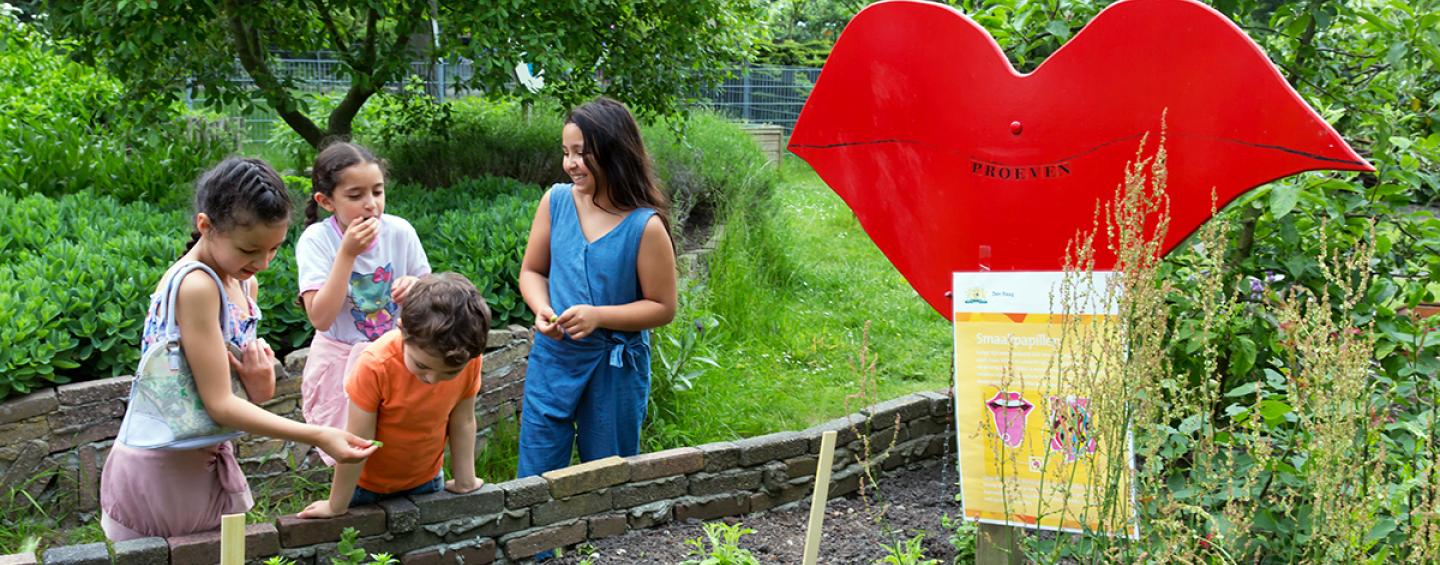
[698,65,821,133]
[199,58,820,147]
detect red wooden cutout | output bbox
[788,0,1373,319]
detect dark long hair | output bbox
[187,157,291,251]
[566,97,671,234]
[307,142,386,225]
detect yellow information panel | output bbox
[952,271,1136,537]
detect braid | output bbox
[192,157,293,239]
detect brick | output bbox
[784,455,818,479]
[379,497,420,534]
[626,500,674,530]
[498,476,549,508]
[284,348,310,376]
[421,509,528,541]
[47,400,125,435]
[922,434,952,461]
[627,447,704,481]
[611,475,687,509]
[56,377,132,406]
[276,506,385,547]
[906,416,949,439]
[111,536,168,565]
[688,468,762,497]
[674,494,750,522]
[542,456,629,498]
[751,482,812,513]
[866,423,910,454]
[532,491,611,526]
[483,341,529,369]
[734,432,807,466]
[411,483,504,524]
[916,389,953,417]
[50,419,121,451]
[0,440,48,493]
[237,437,288,460]
[77,444,99,513]
[588,513,627,539]
[42,543,108,565]
[0,552,37,565]
[261,398,298,415]
[486,328,514,349]
[168,523,279,564]
[0,417,48,446]
[0,389,57,426]
[477,402,517,429]
[480,363,521,390]
[805,414,865,453]
[401,538,496,565]
[696,441,740,472]
[274,372,304,399]
[501,520,586,559]
[478,382,523,407]
[864,394,933,429]
[829,466,864,498]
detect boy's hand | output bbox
[445,476,484,494]
[533,307,564,340]
[297,499,346,519]
[391,275,419,304]
[339,216,380,258]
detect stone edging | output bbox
[12,390,955,565]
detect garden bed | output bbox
[553,461,965,564]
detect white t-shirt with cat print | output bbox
[296,214,431,345]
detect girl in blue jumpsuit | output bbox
[516,97,678,478]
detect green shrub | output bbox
[0,177,537,400]
[372,98,776,247]
[0,11,229,206]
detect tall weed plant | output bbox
[1020,128,1438,562]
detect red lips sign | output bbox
[788,0,1372,319]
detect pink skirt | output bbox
[99,441,252,541]
[301,333,368,465]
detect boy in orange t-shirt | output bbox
[299,273,490,517]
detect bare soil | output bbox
[553,461,963,564]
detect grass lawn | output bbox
[646,157,954,449]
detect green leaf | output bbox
[1269,183,1301,219]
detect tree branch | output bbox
[322,1,429,144]
[309,0,354,65]
[223,0,323,147]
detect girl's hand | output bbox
[229,339,276,400]
[339,217,380,258]
[390,275,419,304]
[297,499,346,519]
[316,428,379,464]
[534,306,564,340]
[445,476,484,494]
[556,305,603,340]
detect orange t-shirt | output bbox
[345,330,482,493]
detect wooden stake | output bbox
[977,522,1023,565]
[220,513,245,565]
[802,430,838,565]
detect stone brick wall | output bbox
[18,390,955,564]
[0,325,533,527]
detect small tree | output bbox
[46,0,762,148]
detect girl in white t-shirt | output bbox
[296,142,431,465]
